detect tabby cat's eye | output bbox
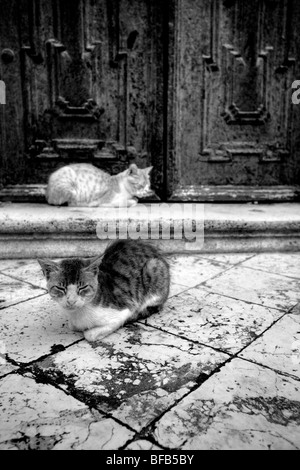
[51,286,66,296]
[78,285,91,293]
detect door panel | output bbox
[1,0,300,202]
[0,0,164,199]
[0,1,25,188]
[167,0,300,201]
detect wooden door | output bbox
[0,0,165,200]
[167,0,300,201]
[1,0,300,203]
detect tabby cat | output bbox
[38,239,170,342]
[46,163,152,207]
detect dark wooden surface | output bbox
[0,0,300,202]
[0,0,164,199]
[167,0,300,198]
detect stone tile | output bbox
[240,314,300,379]
[0,340,17,377]
[241,253,300,279]
[0,260,46,289]
[0,363,18,377]
[0,374,133,450]
[169,283,189,298]
[0,295,82,364]
[198,253,255,266]
[124,439,163,450]
[168,255,229,288]
[144,288,283,354]
[291,302,300,316]
[32,323,228,432]
[153,359,300,450]
[0,259,29,271]
[0,273,46,310]
[204,265,299,311]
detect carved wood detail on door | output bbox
[203,0,294,161]
[21,0,131,167]
[169,0,300,201]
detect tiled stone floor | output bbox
[0,252,300,450]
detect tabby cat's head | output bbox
[122,163,153,197]
[38,257,101,311]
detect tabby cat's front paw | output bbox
[84,329,98,342]
[84,327,109,342]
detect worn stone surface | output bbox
[0,374,134,450]
[204,203,300,228]
[1,203,300,258]
[204,265,300,310]
[0,295,81,364]
[0,272,46,309]
[153,359,300,450]
[0,260,46,289]
[240,314,300,379]
[197,253,256,266]
[145,287,284,354]
[240,253,300,279]
[0,259,26,271]
[291,303,300,316]
[168,282,189,298]
[2,203,299,234]
[0,362,18,378]
[32,323,228,432]
[168,255,229,288]
[124,439,163,450]
[0,252,300,449]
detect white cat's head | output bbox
[122,163,153,197]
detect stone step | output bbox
[0,202,300,258]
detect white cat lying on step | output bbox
[46,163,152,207]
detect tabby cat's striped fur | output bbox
[38,240,170,342]
[46,163,152,207]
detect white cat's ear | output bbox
[144,166,153,175]
[37,259,59,278]
[128,163,138,175]
[82,255,102,275]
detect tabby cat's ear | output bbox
[37,259,59,278]
[128,163,138,175]
[82,255,102,275]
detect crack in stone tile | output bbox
[152,358,300,449]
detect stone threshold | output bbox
[0,202,300,258]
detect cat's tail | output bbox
[46,167,77,205]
